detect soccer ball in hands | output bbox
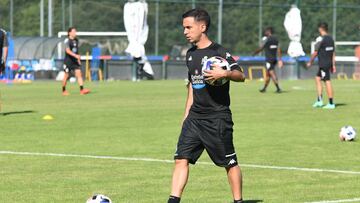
[86,194,112,203]
[339,126,356,141]
[202,56,230,86]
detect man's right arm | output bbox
[253,37,267,56]
[65,48,80,59]
[307,37,322,68]
[307,51,318,68]
[1,31,8,73]
[183,83,193,122]
[64,39,80,60]
[252,46,264,56]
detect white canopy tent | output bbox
[124,0,153,79]
[284,5,305,58]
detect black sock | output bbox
[80,86,84,91]
[234,199,243,203]
[275,83,280,90]
[62,86,66,92]
[329,98,333,105]
[168,195,180,203]
[262,84,268,90]
[317,95,323,102]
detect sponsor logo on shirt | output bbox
[191,69,205,89]
[325,46,334,51]
[201,56,208,65]
[270,45,278,49]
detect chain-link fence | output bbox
[1,0,360,55]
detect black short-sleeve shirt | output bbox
[262,35,279,62]
[0,29,8,62]
[186,43,242,119]
[64,37,79,65]
[315,35,335,69]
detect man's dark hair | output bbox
[67,27,76,36]
[264,27,274,34]
[182,8,210,33]
[318,22,328,32]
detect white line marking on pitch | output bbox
[305,197,360,203]
[1,150,360,175]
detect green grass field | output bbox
[1,79,360,203]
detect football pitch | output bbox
[1,79,360,203]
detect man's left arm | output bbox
[224,69,245,82]
[332,52,336,73]
[204,67,245,82]
[204,50,245,82]
[2,31,8,63]
[277,45,283,68]
[3,47,8,64]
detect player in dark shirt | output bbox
[253,27,283,93]
[0,28,8,76]
[168,8,245,203]
[62,27,90,96]
[0,28,8,111]
[307,22,336,109]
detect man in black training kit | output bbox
[62,27,90,96]
[0,28,8,77]
[307,22,336,109]
[253,27,283,93]
[168,8,245,203]
[0,28,8,112]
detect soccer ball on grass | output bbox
[86,194,112,203]
[339,126,356,141]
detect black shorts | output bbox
[174,117,238,168]
[316,68,331,81]
[265,61,277,71]
[63,62,80,73]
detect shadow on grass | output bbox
[276,90,290,94]
[0,110,36,116]
[335,103,346,107]
[244,200,263,203]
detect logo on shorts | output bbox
[321,70,326,79]
[63,64,69,73]
[228,159,237,165]
[266,62,271,69]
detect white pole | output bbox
[155,1,159,55]
[332,0,337,41]
[9,0,13,35]
[258,0,263,46]
[62,0,66,30]
[217,0,223,44]
[40,0,44,37]
[69,0,73,26]
[48,0,53,37]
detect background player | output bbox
[253,27,283,93]
[0,28,8,77]
[0,28,8,112]
[62,27,90,96]
[168,8,245,203]
[307,22,336,109]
